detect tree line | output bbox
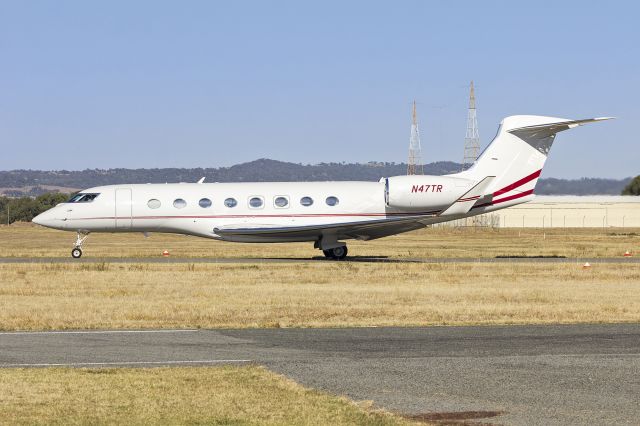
[0,193,69,224]
[0,159,460,188]
[622,176,640,195]
[0,159,634,197]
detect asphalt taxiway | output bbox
[0,256,638,264]
[1,324,638,425]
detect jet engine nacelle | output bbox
[385,175,475,210]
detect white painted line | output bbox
[1,360,252,367]
[0,329,200,336]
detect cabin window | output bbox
[224,198,237,208]
[248,196,264,209]
[300,196,314,207]
[173,198,187,209]
[67,193,100,203]
[325,196,339,206]
[274,196,289,208]
[199,198,212,208]
[147,199,161,209]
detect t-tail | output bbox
[456,115,613,209]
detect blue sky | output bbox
[1,1,638,178]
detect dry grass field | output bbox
[0,262,638,330]
[0,225,638,425]
[0,366,415,425]
[1,222,639,259]
[0,223,638,330]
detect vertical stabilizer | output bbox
[458,115,612,207]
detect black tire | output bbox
[71,247,82,259]
[329,246,348,260]
[322,249,333,258]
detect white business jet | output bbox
[33,115,610,259]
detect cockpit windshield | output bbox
[67,193,100,203]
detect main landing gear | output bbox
[71,231,90,258]
[322,245,348,260]
[315,237,349,260]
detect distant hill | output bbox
[535,177,633,196]
[0,159,633,196]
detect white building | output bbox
[454,196,640,228]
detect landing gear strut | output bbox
[322,245,348,260]
[71,231,90,259]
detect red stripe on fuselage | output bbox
[493,169,541,197]
[491,189,535,205]
[471,169,542,210]
[473,189,534,209]
[67,210,442,221]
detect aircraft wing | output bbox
[214,213,436,242]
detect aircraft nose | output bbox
[32,213,44,226]
[32,211,51,226]
[32,209,64,229]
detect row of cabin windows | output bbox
[147,196,340,210]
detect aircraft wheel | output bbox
[322,249,333,258]
[327,246,348,260]
[71,247,83,259]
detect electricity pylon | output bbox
[407,100,423,175]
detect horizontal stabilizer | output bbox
[507,117,613,156]
[440,176,495,216]
[508,117,613,136]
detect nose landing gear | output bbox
[71,231,90,258]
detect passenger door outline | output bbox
[115,188,132,229]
